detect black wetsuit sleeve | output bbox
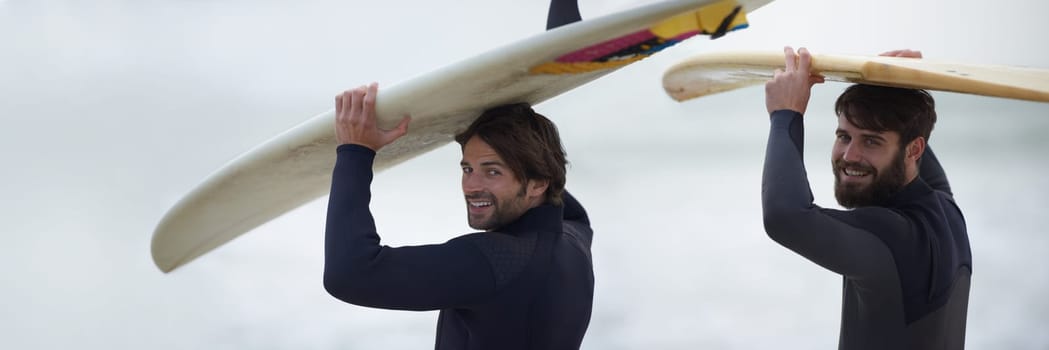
[323,144,497,311]
[762,110,899,279]
[919,147,952,196]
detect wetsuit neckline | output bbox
[886,177,935,208]
[493,203,563,235]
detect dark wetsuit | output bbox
[324,145,594,350]
[762,110,973,349]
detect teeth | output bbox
[844,168,869,176]
[469,201,492,207]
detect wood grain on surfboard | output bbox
[663,50,1049,102]
[151,0,775,272]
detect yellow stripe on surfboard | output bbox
[650,0,747,37]
[530,0,750,75]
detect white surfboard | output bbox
[663,50,1049,102]
[152,0,775,272]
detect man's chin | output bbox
[467,214,491,230]
[835,184,870,208]
[841,182,867,192]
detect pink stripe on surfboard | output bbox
[556,30,656,63]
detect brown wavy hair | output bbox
[454,103,568,206]
[834,84,937,147]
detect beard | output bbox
[833,148,908,208]
[466,184,529,230]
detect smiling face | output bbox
[460,136,548,230]
[831,85,935,208]
[832,115,913,208]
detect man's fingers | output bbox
[333,82,400,150]
[798,47,812,73]
[385,115,411,137]
[394,115,411,135]
[783,46,797,72]
[349,85,366,125]
[335,93,344,115]
[362,82,378,124]
[881,49,922,59]
[378,115,411,147]
[880,49,902,57]
[771,68,784,79]
[339,91,355,121]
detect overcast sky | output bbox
[2,0,1047,349]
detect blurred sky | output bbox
[2,0,1048,349]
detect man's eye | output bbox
[487,170,500,176]
[837,135,850,142]
[462,167,472,174]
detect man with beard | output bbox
[323,82,593,349]
[761,47,972,349]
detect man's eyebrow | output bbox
[861,132,887,142]
[835,129,888,142]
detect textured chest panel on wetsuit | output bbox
[462,232,538,290]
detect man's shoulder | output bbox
[821,206,910,232]
[452,231,538,249]
[562,221,593,250]
[892,188,965,228]
[452,231,538,289]
[816,206,917,250]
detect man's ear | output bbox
[527,179,550,199]
[907,136,927,162]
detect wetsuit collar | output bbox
[886,177,935,207]
[493,203,563,235]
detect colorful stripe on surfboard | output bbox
[530,0,750,75]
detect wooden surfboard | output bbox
[663,50,1049,102]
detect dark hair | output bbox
[454,103,568,206]
[834,84,937,146]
